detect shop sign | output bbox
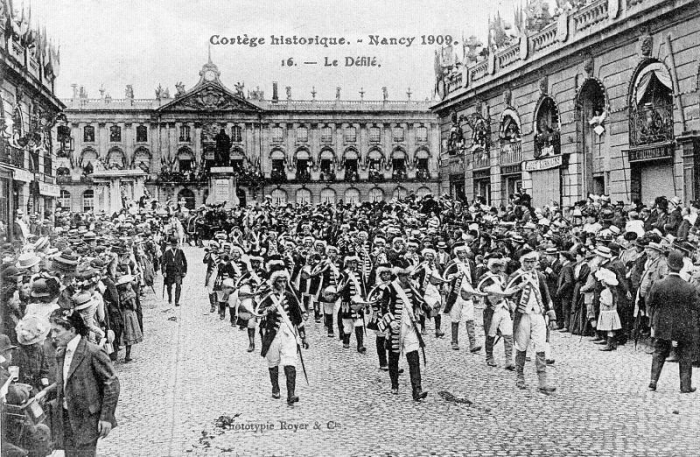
[210,166,234,174]
[501,164,521,175]
[523,155,563,172]
[12,168,34,183]
[39,182,60,197]
[626,144,672,163]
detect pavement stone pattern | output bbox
[97,246,700,457]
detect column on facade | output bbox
[71,122,82,177]
[124,122,133,167]
[382,122,392,179]
[309,123,320,180]
[169,123,177,168]
[261,123,270,177]
[194,122,202,170]
[98,122,107,159]
[358,122,368,180]
[407,122,418,179]
[429,123,440,178]
[335,123,344,180]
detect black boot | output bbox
[434,315,444,338]
[451,322,460,350]
[269,367,280,399]
[485,336,496,367]
[377,336,388,370]
[209,294,216,313]
[515,350,527,389]
[247,328,255,352]
[337,311,344,341]
[600,336,617,351]
[407,351,427,401]
[284,365,299,405]
[324,314,334,337]
[342,334,350,349]
[466,320,481,353]
[356,327,366,353]
[536,351,556,395]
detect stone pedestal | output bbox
[208,167,240,207]
[91,169,149,214]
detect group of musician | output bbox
[200,221,559,405]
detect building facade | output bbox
[1,9,64,238]
[433,0,700,209]
[57,59,440,213]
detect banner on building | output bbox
[522,155,564,172]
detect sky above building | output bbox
[29,0,520,101]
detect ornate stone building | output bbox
[433,0,700,209]
[57,59,439,213]
[1,7,64,236]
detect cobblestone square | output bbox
[97,247,700,457]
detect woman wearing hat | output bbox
[13,315,52,393]
[114,275,143,363]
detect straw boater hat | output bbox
[595,268,618,287]
[116,274,135,286]
[422,248,437,259]
[594,245,613,259]
[16,252,41,270]
[73,292,95,311]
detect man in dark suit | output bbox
[556,251,575,332]
[647,250,699,393]
[38,310,120,456]
[162,236,188,306]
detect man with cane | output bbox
[161,236,188,307]
[258,267,309,406]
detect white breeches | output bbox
[514,313,547,353]
[488,307,513,337]
[449,297,474,323]
[266,327,297,368]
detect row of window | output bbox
[58,189,94,212]
[81,124,428,145]
[270,126,426,144]
[268,186,432,206]
[81,125,246,144]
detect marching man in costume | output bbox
[478,253,518,370]
[412,248,445,338]
[442,244,482,352]
[379,259,428,401]
[258,266,309,406]
[368,264,393,371]
[508,246,557,395]
[337,256,368,352]
[310,246,342,337]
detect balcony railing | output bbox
[573,0,609,33]
[473,150,490,170]
[446,73,463,93]
[471,61,489,82]
[497,43,521,69]
[500,141,523,165]
[530,22,558,54]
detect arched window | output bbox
[59,189,71,210]
[368,187,384,202]
[368,148,384,181]
[344,149,359,181]
[344,188,361,204]
[320,149,335,179]
[231,125,242,143]
[83,189,94,212]
[177,148,194,172]
[416,187,431,199]
[109,125,121,142]
[296,188,312,204]
[295,149,311,181]
[83,125,95,143]
[391,149,407,180]
[271,189,287,206]
[80,148,98,169]
[630,62,674,146]
[320,188,336,204]
[270,149,286,182]
[415,149,430,179]
[393,186,408,200]
[136,125,148,143]
[178,188,196,210]
[107,148,126,169]
[534,97,561,158]
[133,148,152,172]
